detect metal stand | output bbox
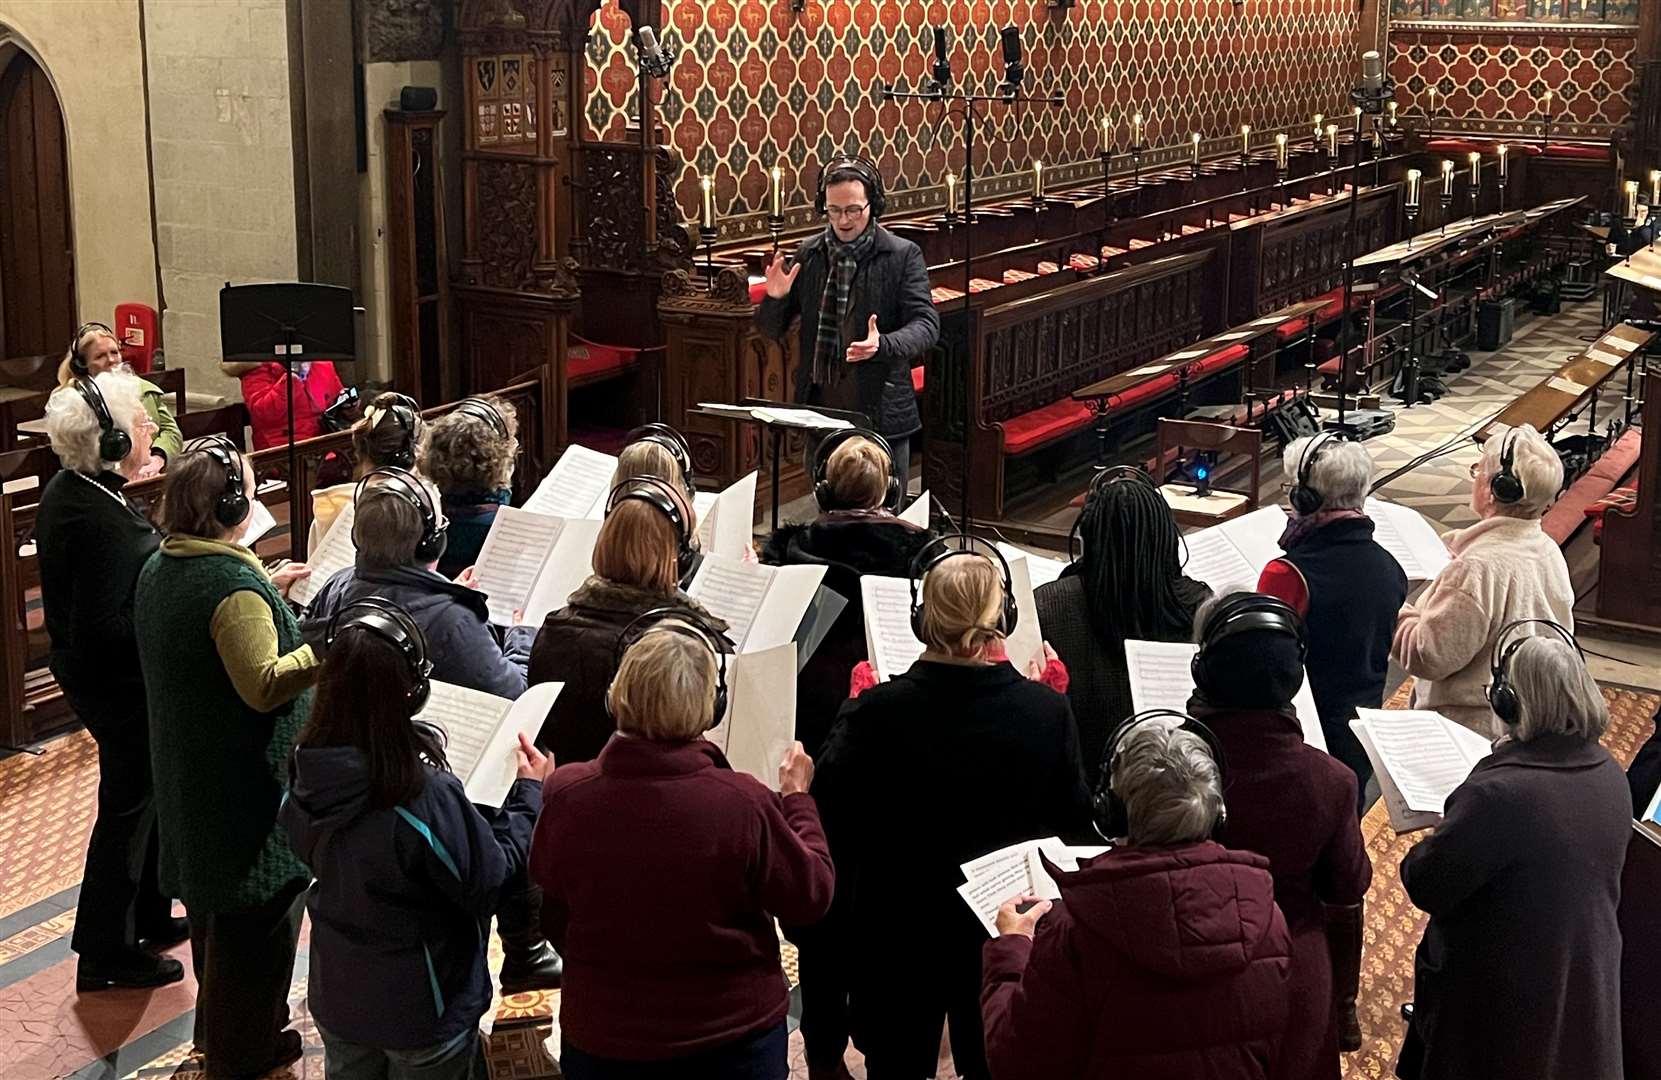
[700,225,718,293]
[1332,108,1368,434]
[1440,190,1453,236]
[1130,145,1144,218]
[1097,150,1113,257]
[767,214,783,252]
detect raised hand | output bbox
[515,732,556,782]
[994,895,1053,939]
[778,740,815,796]
[846,314,880,362]
[764,251,801,299]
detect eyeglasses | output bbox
[825,204,869,220]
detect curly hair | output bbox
[419,396,519,496]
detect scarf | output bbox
[1278,507,1368,552]
[811,223,879,387]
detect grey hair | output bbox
[1479,424,1563,520]
[1281,435,1371,513]
[1191,587,1251,641]
[1110,718,1225,846]
[44,371,145,475]
[1494,636,1607,743]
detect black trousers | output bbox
[494,867,542,958]
[67,691,172,959]
[188,877,306,1077]
[855,938,987,1080]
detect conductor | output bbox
[754,152,940,491]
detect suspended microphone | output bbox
[637,26,674,79]
[931,26,952,94]
[1000,26,1024,95]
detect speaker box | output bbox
[399,85,438,112]
[1477,298,1516,351]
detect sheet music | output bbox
[239,500,277,548]
[747,564,828,653]
[1181,529,1259,592]
[1607,334,1642,354]
[1126,639,1327,753]
[1585,347,1625,367]
[1354,709,1489,815]
[467,682,563,806]
[1546,375,1588,396]
[956,838,1111,936]
[707,473,759,559]
[474,507,564,625]
[1212,505,1291,569]
[415,680,511,795]
[687,554,773,650]
[996,542,1067,589]
[1365,499,1452,582]
[523,444,619,519]
[899,491,930,528]
[861,575,926,681]
[292,501,356,609]
[999,552,1044,672]
[709,643,797,789]
[693,491,719,550]
[749,406,853,431]
[521,518,602,625]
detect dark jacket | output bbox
[1397,734,1629,1080]
[981,842,1294,1080]
[759,510,934,757]
[1035,570,1210,787]
[753,224,939,438]
[436,488,510,581]
[530,737,834,1060]
[280,747,540,1049]
[302,562,533,700]
[527,577,728,763]
[1629,701,1661,816]
[36,470,160,704]
[1199,706,1372,1080]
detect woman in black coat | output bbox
[1397,632,1629,1080]
[814,541,1092,1080]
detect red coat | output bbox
[235,361,345,449]
[981,842,1294,1080]
[529,737,834,1061]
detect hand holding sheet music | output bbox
[861,575,926,682]
[956,838,1110,936]
[1350,709,1492,832]
[687,555,827,653]
[415,681,564,806]
[291,501,356,609]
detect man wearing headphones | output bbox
[754,152,940,492]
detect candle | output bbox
[1649,169,1659,206]
[1428,86,1437,116]
[1353,105,1363,123]
[1441,159,1455,196]
[700,174,715,227]
[1468,150,1481,184]
[1240,124,1251,156]
[1100,115,1111,154]
[1388,100,1398,127]
[1497,143,1509,178]
[1132,112,1144,147]
[1624,179,1639,221]
[1313,113,1324,140]
[1191,131,1202,165]
[1326,123,1339,157]
[1275,132,1288,170]
[1542,89,1553,115]
[1406,168,1422,208]
[768,164,783,218]
[945,171,958,216]
[1032,160,1045,200]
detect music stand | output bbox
[690,399,871,532]
[220,283,356,540]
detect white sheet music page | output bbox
[957,840,1051,937]
[521,518,603,626]
[996,542,1068,590]
[1215,504,1292,569]
[745,564,828,654]
[414,680,511,794]
[1178,528,1259,593]
[694,491,719,551]
[750,407,853,431]
[861,575,926,682]
[709,643,797,789]
[474,507,565,626]
[1127,639,1327,753]
[708,473,759,560]
[523,444,619,519]
[1365,499,1452,582]
[899,491,931,528]
[1354,709,1490,815]
[687,554,773,650]
[239,500,278,548]
[465,682,563,806]
[999,553,1044,673]
[292,501,357,609]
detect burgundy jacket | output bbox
[530,736,834,1060]
[981,842,1294,1080]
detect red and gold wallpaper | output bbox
[580,0,1366,238]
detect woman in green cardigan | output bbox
[136,437,316,1079]
[58,321,183,476]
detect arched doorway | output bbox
[0,48,73,367]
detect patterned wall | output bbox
[579,0,1365,239]
[1386,20,1638,139]
[1390,0,1637,22]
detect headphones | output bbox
[812,427,902,512]
[185,435,251,528]
[908,534,1019,644]
[354,466,448,564]
[1191,591,1307,691]
[68,321,117,375]
[1067,464,1154,563]
[1092,709,1229,842]
[626,422,697,494]
[325,596,434,714]
[1489,428,1525,506]
[1289,431,1349,517]
[453,396,509,439]
[76,376,134,463]
[606,477,696,581]
[1487,618,1584,724]
[608,607,730,730]
[366,393,421,469]
[815,151,886,218]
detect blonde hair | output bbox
[919,554,1005,657]
[823,436,892,511]
[592,497,682,593]
[609,625,718,740]
[613,440,694,502]
[56,324,123,387]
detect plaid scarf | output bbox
[811,223,878,387]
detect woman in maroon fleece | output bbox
[982,716,1295,1080]
[528,618,835,1079]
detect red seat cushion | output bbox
[568,336,638,381]
[1541,430,1640,544]
[1425,138,1487,155]
[1001,398,1094,455]
[1544,143,1609,161]
[911,366,925,394]
[748,280,767,305]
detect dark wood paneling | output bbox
[0,54,72,363]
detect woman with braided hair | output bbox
[1036,468,1211,786]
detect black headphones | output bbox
[811,427,902,512]
[1489,428,1525,506]
[1067,464,1154,563]
[1487,618,1584,724]
[625,422,697,494]
[1289,431,1349,517]
[608,607,731,730]
[185,435,251,528]
[367,393,420,469]
[1191,592,1307,690]
[68,321,117,375]
[606,477,696,581]
[325,596,434,714]
[816,151,886,218]
[908,533,1019,644]
[76,376,134,463]
[453,396,510,439]
[1092,709,1229,842]
[354,466,448,564]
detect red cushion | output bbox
[1314,288,1348,323]
[567,336,638,381]
[1544,143,1609,161]
[748,281,767,305]
[911,366,925,394]
[1541,430,1640,544]
[1425,138,1486,155]
[1001,398,1094,455]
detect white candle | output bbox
[1651,169,1660,206]
[945,172,958,216]
[700,174,715,226]
[1131,112,1144,147]
[1240,124,1251,156]
[1625,180,1639,221]
[768,165,783,218]
[1326,123,1339,157]
[1100,115,1111,155]
[1388,100,1398,127]
[1032,160,1045,200]
[1192,131,1202,165]
[1275,133,1288,170]
[1406,168,1422,208]
[1468,150,1481,184]
[1497,143,1509,178]
[1441,159,1455,196]
[1313,113,1324,140]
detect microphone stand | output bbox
[884,75,1062,532]
[1334,71,1395,434]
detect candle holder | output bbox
[1439,188,1453,235]
[1097,150,1113,256]
[1468,181,1479,223]
[1404,200,1421,250]
[699,224,718,293]
[766,214,784,252]
[1131,142,1144,216]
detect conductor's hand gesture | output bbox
[763,252,800,299]
[846,315,881,363]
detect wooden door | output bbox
[0,53,74,363]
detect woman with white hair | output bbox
[56,321,182,473]
[1259,433,1407,804]
[36,371,185,992]
[1392,424,1573,732]
[1397,630,1628,1080]
[981,715,1295,1079]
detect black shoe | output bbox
[76,950,185,993]
[499,942,563,993]
[1401,1001,1415,1021]
[138,916,190,951]
[230,1029,303,1080]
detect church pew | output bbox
[1598,370,1661,630]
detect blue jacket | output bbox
[437,489,511,581]
[280,746,540,1049]
[303,562,533,699]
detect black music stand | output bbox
[691,399,870,532]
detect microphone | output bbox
[637,26,674,79]
[1361,51,1384,95]
[1351,49,1392,115]
[931,26,952,94]
[1000,26,1024,94]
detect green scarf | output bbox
[811,222,878,387]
